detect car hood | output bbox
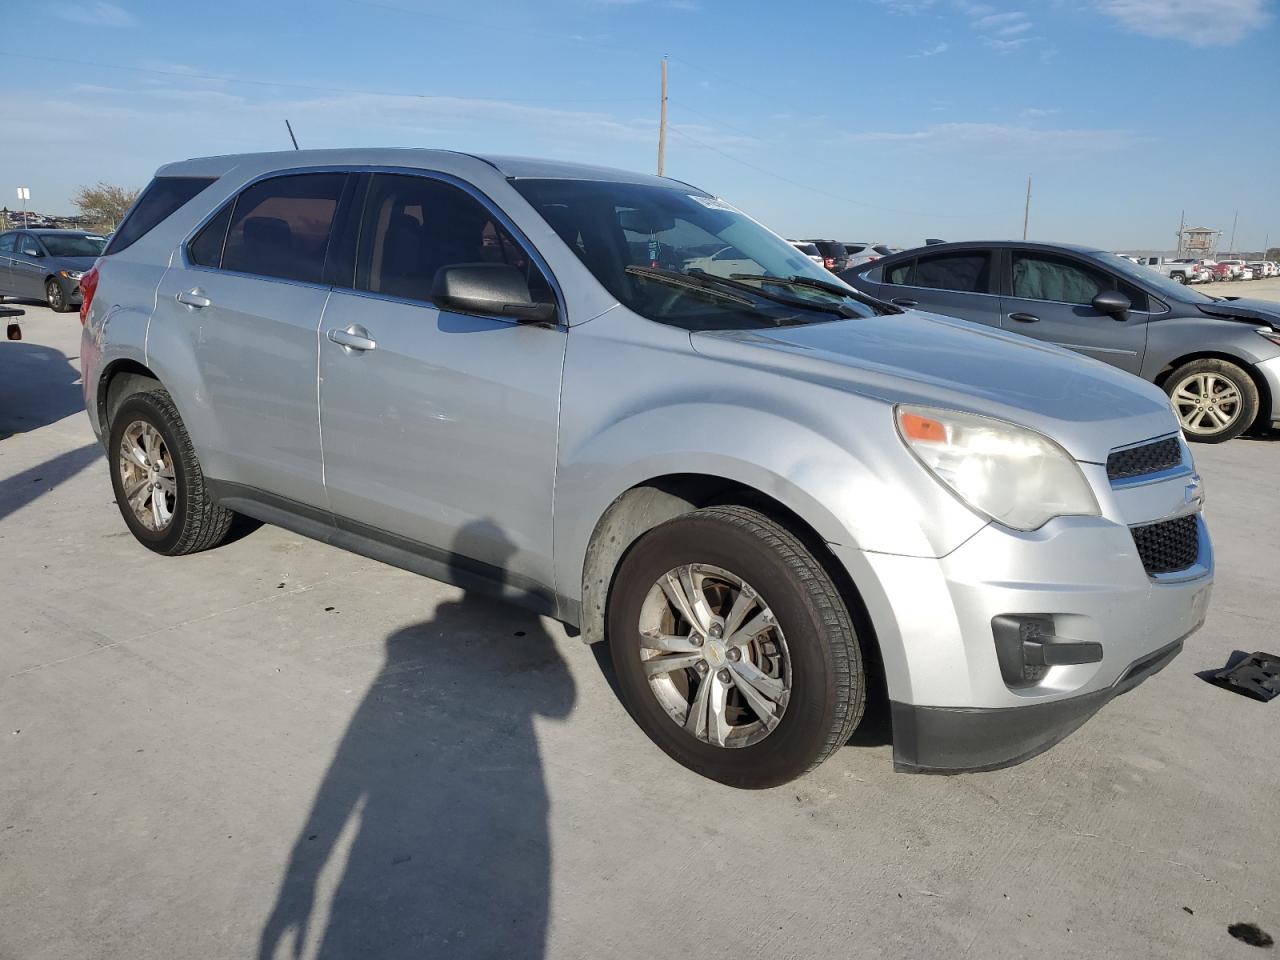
[1196,298,1280,329]
[690,310,1179,464]
[48,255,99,273]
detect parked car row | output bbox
[77,148,1215,787]
[1122,254,1279,284]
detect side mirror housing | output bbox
[431,264,557,324]
[1092,289,1131,320]
[23,247,43,258]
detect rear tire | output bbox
[108,389,235,554]
[607,505,864,788]
[1165,358,1259,444]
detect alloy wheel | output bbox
[638,563,791,748]
[1171,371,1242,436]
[117,420,177,531]
[46,281,63,311]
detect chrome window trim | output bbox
[177,164,567,327]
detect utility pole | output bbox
[1022,175,1031,241]
[657,56,668,177]
[285,119,299,150]
[1176,210,1185,255]
[1228,209,1238,256]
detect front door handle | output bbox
[1008,312,1040,323]
[891,298,918,307]
[176,289,211,309]
[327,325,377,352]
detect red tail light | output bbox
[79,261,101,324]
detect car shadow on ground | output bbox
[0,339,84,437]
[0,443,101,525]
[259,522,575,960]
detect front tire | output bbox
[108,389,235,554]
[46,278,71,313]
[1165,358,1259,443]
[607,505,865,788]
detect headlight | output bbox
[59,270,84,281]
[896,405,1100,531]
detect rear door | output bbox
[998,249,1149,374]
[152,171,353,507]
[877,248,999,326]
[318,172,566,589]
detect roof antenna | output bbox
[285,119,299,150]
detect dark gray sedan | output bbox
[0,229,107,313]
[842,241,1280,442]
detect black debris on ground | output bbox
[1228,922,1274,948]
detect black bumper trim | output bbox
[891,638,1184,774]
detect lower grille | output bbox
[1131,514,1199,575]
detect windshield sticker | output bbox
[688,195,738,212]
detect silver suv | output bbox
[81,150,1213,787]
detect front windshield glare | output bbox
[512,178,877,330]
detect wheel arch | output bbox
[97,358,164,436]
[1153,350,1270,429]
[576,472,882,665]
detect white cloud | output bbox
[1019,106,1060,118]
[49,2,136,27]
[844,121,1145,154]
[910,41,951,56]
[1095,0,1269,45]
[982,34,1031,48]
[973,10,1026,26]
[994,19,1033,33]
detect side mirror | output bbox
[431,264,557,324]
[23,247,42,258]
[1092,289,1131,320]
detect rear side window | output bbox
[356,173,553,305]
[0,233,14,253]
[104,176,215,255]
[187,203,233,268]
[221,173,347,285]
[911,252,991,293]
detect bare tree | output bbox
[71,182,139,231]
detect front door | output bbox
[151,172,351,507]
[0,233,16,295]
[13,234,47,299]
[998,249,1149,375]
[319,172,566,590]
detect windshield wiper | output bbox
[729,273,903,315]
[624,265,757,307]
[677,269,865,318]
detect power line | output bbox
[5,53,650,105]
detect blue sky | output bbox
[2,0,1276,250]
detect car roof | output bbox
[155,148,699,191]
[885,239,1107,258]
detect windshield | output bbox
[511,178,880,330]
[1088,250,1214,303]
[39,234,107,257]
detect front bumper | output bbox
[835,488,1213,773]
[1254,356,1280,426]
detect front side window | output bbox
[512,178,881,330]
[221,173,347,284]
[39,234,107,257]
[1011,253,1109,305]
[356,174,553,305]
[19,235,42,257]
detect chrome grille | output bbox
[1131,515,1199,575]
[1107,437,1182,483]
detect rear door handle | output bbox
[890,298,918,307]
[327,325,377,352]
[176,289,211,309]
[1008,312,1040,323]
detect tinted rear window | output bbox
[220,173,347,284]
[104,176,216,255]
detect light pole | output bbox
[17,187,30,226]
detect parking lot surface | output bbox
[2,296,1277,959]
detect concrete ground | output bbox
[1,296,1277,960]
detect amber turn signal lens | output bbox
[899,412,946,443]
